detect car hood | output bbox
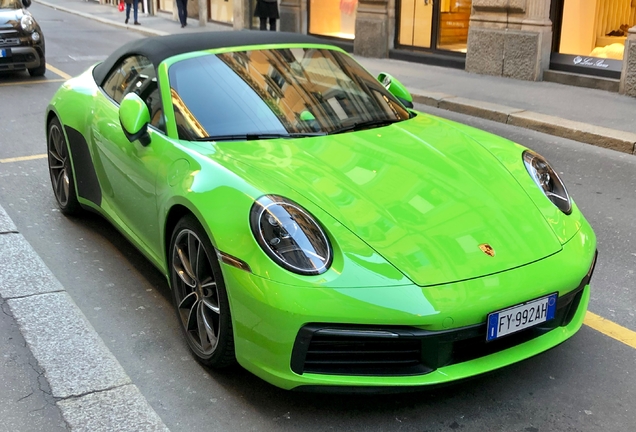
[213,114,562,286]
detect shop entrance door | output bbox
[398,0,472,53]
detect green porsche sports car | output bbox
[45,31,597,391]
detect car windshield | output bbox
[168,48,411,141]
[0,0,22,9]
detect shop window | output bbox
[309,0,357,40]
[399,0,434,48]
[559,0,636,61]
[437,0,472,52]
[398,0,472,52]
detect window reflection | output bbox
[168,48,409,141]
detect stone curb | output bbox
[0,205,169,431]
[411,90,636,156]
[508,111,636,154]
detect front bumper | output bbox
[222,222,596,390]
[0,46,42,71]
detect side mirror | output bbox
[377,72,414,109]
[21,0,31,8]
[119,93,151,146]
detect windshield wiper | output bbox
[194,132,326,142]
[328,119,401,135]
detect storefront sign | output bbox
[550,53,622,79]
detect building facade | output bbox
[149,0,636,97]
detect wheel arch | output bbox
[164,204,194,274]
[163,203,219,283]
[45,108,61,140]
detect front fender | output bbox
[158,144,412,289]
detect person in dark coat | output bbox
[176,0,188,28]
[254,0,279,31]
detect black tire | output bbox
[28,58,46,77]
[169,215,236,368]
[47,117,81,215]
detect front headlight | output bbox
[21,15,35,32]
[250,195,332,275]
[523,150,572,214]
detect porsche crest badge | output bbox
[479,244,495,257]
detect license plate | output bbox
[0,49,5,58]
[486,293,557,341]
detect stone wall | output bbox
[620,27,636,97]
[466,0,552,81]
[354,0,390,58]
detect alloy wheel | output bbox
[47,122,71,208]
[172,228,221,356]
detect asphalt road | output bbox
[1,4,635,432]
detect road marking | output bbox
[46,64,72,80]
[68,55,106,62]
[0,154,47,163]
[0,64,70,86]
[0,78,65,87]
[585,311,636,350]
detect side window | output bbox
[101,55,165,133]
[138,79,165,133]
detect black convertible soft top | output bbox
[93,30,328,85]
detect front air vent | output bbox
[303,331,426,375]
[291,326,431,376]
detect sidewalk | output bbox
[37,0,636,155]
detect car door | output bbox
[91,54,170,261]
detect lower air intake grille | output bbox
[301,330,428,376]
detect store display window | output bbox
[309,0,357,40]
[558,0,635,61]
[437,0,472,52]
[398,0,472,53]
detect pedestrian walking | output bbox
[176,0,188,28]
[254,0,279,31]
[124,0,140,25]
